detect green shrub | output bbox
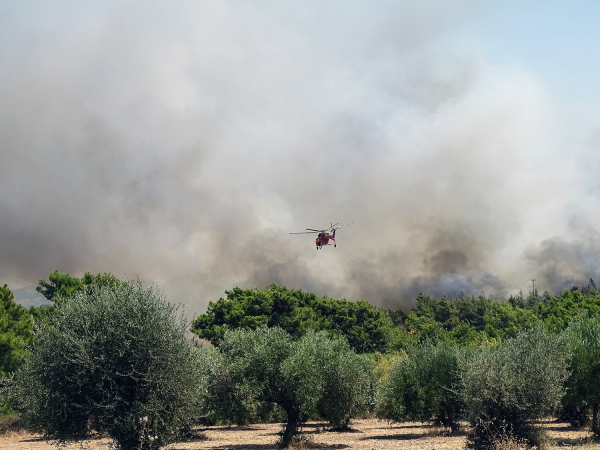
[198,341,278,425]
[460,328,568,449]
[366,351,406,382]
[317,342,376,429]
[10,280,203,450]
[562,315,600,432]
[376,341,464,432]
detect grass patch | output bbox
[0,414,23,434]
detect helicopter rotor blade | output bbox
[290,223,353,235]
[331,221,355,230]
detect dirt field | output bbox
[1,419,598,450]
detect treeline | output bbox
[2,271,600,448]
[192,281,600,351]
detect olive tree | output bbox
[10,280,203,450]
[376,341,464,432]
[562,316,600,432]
[212,327,375,447]
[460,328,568,449]
[317,344,376,430]
[199,339,276,426]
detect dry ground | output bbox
[1,419,598,450]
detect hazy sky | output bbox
[2,1,600,314]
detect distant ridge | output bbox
[12,285,52,308]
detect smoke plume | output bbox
[1,1,599,313]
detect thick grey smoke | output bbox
[1,1,599,313]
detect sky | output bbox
[1,1,600,314]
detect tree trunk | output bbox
[437,404,458,433]
[281,404,300,448]
[593,402,600,437]
[447,404,458,433]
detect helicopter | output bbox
[289,222,354,250]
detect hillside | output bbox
[11,285,51,309]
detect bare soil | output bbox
[1,419,598,450]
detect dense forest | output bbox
[2,271,600,449]
[191,279,600,351]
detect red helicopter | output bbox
[289,222,354,250]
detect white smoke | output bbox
[1,1,599,313]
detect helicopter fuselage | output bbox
[316,231,335,249]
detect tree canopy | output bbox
[11,280,202,450]
[192,284,600,354]
[36,270,124,303]
[0,284,34,376]
[389,288,600,348]
[191,284,395,353]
